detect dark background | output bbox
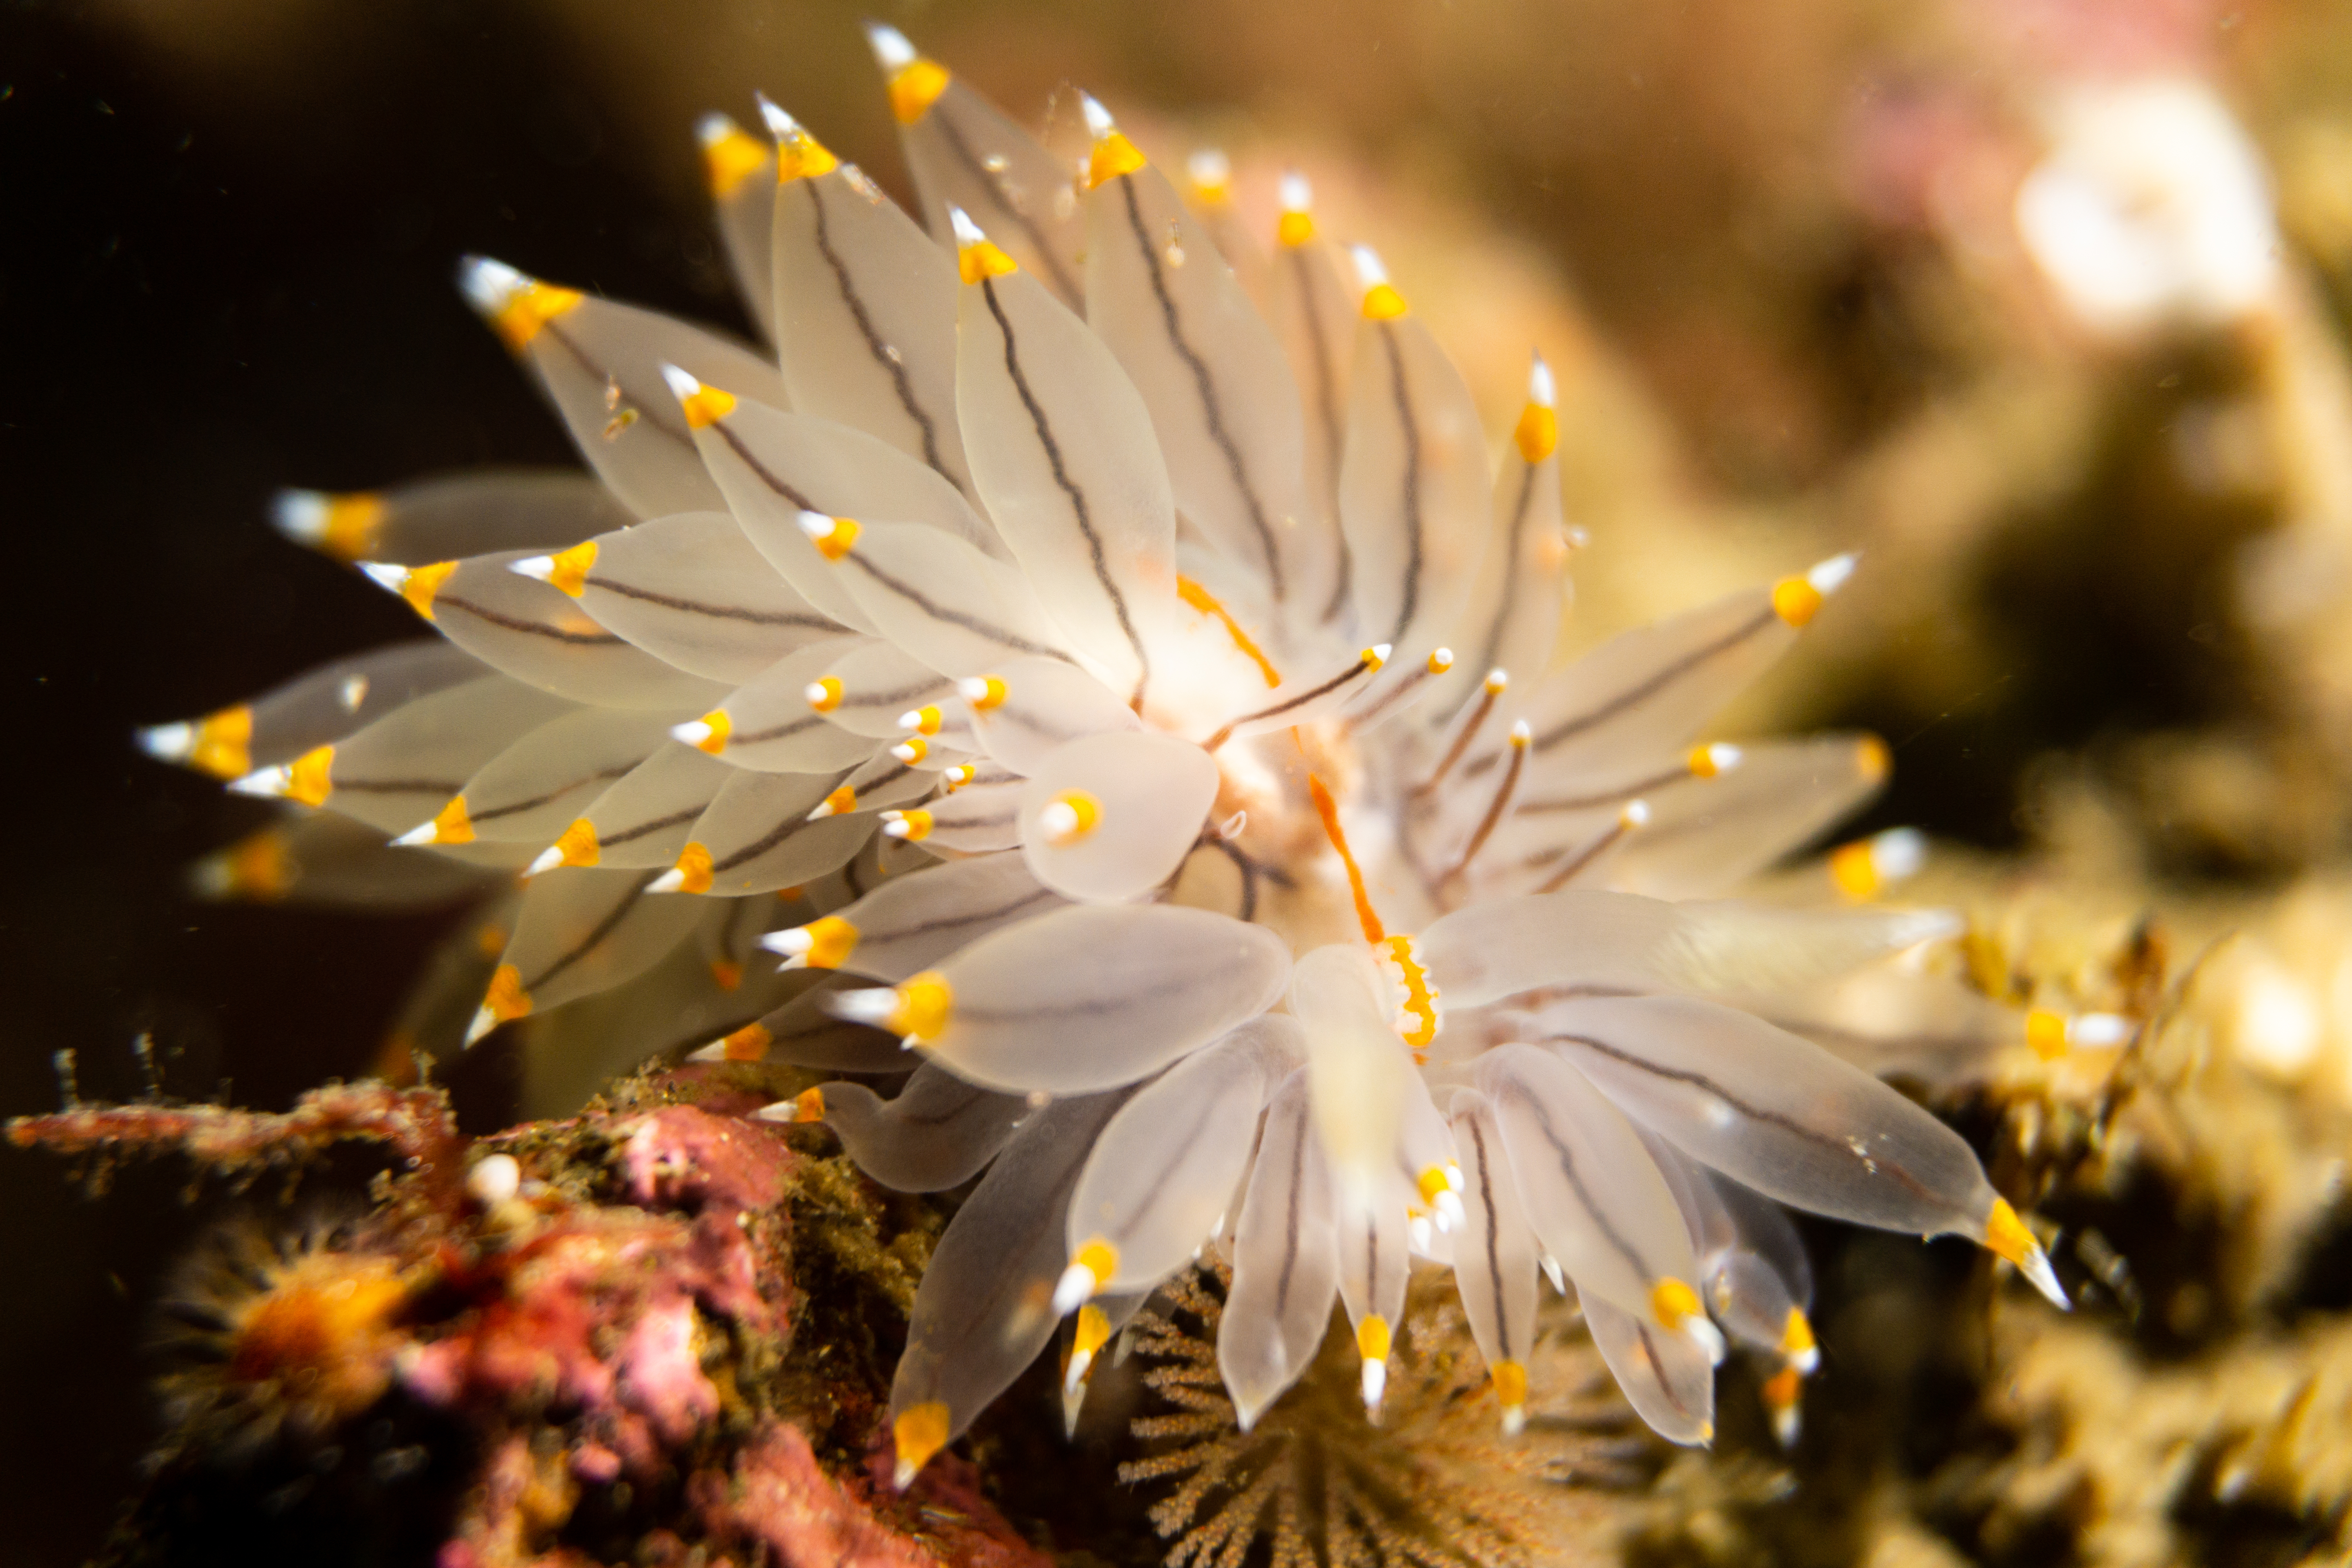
[1,0,2334,1558]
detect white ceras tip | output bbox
[827,985,903,1027]
[456,254,528,314]
[2019,1243,2071,1310]
[1187,147,1230,189]
[358,561,412,595]
[524,844,566,878]
[1528,350,1556,408]
[136,721,194,762]
[1770,1403,1801,1448]
[864,20,918,71]
[695,111,741,149]
[1621,799,1652,828]
[391,818,441,848]
[1078,90,1115,140]
[1051,1261,1098,1318]
[895,710,928,732]
[227,764,294,799]
[1369,642,1393,664]
[1435,1187,1466,1231]
[954,677,993,702]
[1037,798,1086,840]
[464,1006,500,1045]
[753,93,797,139]
[1701,742,1744,775]
[270,488,331,545]
[670,717,715,748]
[760,926,816,962]
[1807,552,1860,597]
[509,554,558,583]
[1278,169,1312,213]
[646,867,688,895]
[1408,1214,1434,1251]
[466,1152,521,1207]
[1869,825,1928,882]
[795,508,837,542]
[2069,1012,2134,1048]
[947,204,992,250]
[880,810,917,840]
[1349,244,1390,290]
[1684,1313,1728,1366]
[1360,1355,1388,1413]
[1540,1255,1567,1295]
[1501,1405,1527,1438]
[658,362,703,404]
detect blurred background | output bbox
[10,0,2352,1560]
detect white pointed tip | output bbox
[685,1041,729,1063]
[1541,1256,1567,1296]
[1870,826,1929,882]
[795,508,835,541]
[882,816,913,840]
[1707,742,1744,774]
[391,820,439,848]
[270,489,331,544]
[806,801,838,821]
[864,20,918,72]
[136,721,194,762]
[1528,352,1556,408]
[890,742,920,763]
[695,111,740,149]
[754,94,796,139]
[659,362,702,403]
[1278,169,1312,213]
[227,765,292,799]
[1051,1263,1096,1318]
[762,926,815,960]
[1508,718,1532,745]
[1217,809,1247,841]
[464,1006,499,1046]
[1360,1356,1387,1413]
[895,710,926,732]
[1771,1403,1800,1448]
[647,868,687,895]
[826,986,901,1026]
[1079,91,1114,140]
[1501,1405,1526,1438]
[2020,1243,2070,1309]
[1622,799,1652,827]
[358,561,409,594]
[509,554,557,583]
[1062,1345,1096,1401]
[1808,552,1860,596]
[1409,1215,1434,1250]
[891,1458,918,1492]
[954,677,991,701]
[671,718,715,748]
[456,254,527,313]
[2071,1011,2133,1048]
[1790,1345,1822,1376]
[1349,244,1389,289]
[1686,1316,1727,1366]
[947,205,987,248]
[1038,800,1080,840]
[1369,642,1393,664]
[1436,1189,1466,1230]
[1187,147,1230,189]
[524,845,565,878]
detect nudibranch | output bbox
[139,24,2069,1490]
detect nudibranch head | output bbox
[141,29,2063,1507]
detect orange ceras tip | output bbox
[721,1021,772,1062]
[699,114,769,198]
[892,1401,951,1489]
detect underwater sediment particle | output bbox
[112,21,2101,1556]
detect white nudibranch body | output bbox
[140,33,2069,1493]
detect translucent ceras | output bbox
[138,26,2067,1490]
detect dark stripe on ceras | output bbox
[1274,1098,1308,1318]
[733,713,825,747]
[711,423,820,512]
[1466,461,1541,686]
[881,884,1059,947]
[472,765,637,824]
[1510,1079,1653,1285]
[1526,604,1778,758]
[838,551,1066,660]
[588,575,836,629]
[1519,759,1693,815]
[930,105,1082,303]
[713,768,860,874]
[1635,1321,1692,1416]
[599,804,704,848]
[330,777,468,797]
[806,180,955,486]
[1288,243,1352,626]
[523,870,662,992]
[1116,1075,1234,1252]
[537,321,698,453]
[1551,1031,1944,1205]
[1203,652,1372,750]
[1376,321,1424,647]
[436,595,623,645]
[1463,1111,1515,1360]
[1117,174,1284,600]
[981,278,1151,706]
